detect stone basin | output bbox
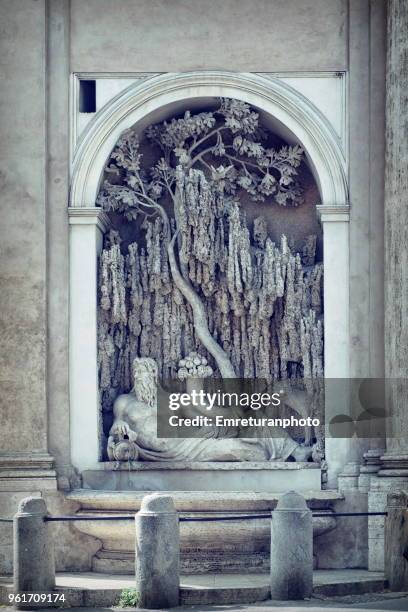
[67,487,342,574]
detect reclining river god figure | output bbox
[107,357,313,462]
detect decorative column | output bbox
[317,205,351,488]
[359,449,385,493]
[368,0,408,570]
[69,208,110,472]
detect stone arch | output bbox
[70,71,348,209]
[68,71,350,479]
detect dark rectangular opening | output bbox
[79,79,96,113]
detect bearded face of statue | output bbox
[133,358,158,407]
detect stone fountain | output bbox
[68,98,335,575]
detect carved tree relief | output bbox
[96,98,324,449]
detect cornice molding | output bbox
[68,207,111,232]
[317,204,350,223]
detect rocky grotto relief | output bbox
[96,98,325,463]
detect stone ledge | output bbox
[0,478,57,492]
[97,460,321,471]
[0,452,55,470]
[0,453,57,491]
[81,463,323,492]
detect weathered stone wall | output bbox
[47,0,72,486]
[367,0,408,572]
[0,0,55,574]
[384,0,408,461]
[70,0,348,73]
[0,0,48,455]
[331,0,387,475]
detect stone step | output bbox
[0,570,387,607]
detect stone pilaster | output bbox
[316,206,350,488]
[368,0,408,570]
[381,0,408,476]
[68,208,111,472]
[0,1,56,493]
[359,448,385,492]
[47,0,73,491]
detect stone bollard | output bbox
[13,497,55,609]
[135,493,179,609]
[270,490,313,600]
[385,490,408,591]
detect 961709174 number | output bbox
[8,593,66,604]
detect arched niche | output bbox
[68,72,349,486]
[99,96,323,261]
[71,72,347,208]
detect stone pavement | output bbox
[177,596,408,610]
[0,569,389,608]
[1,595,408,612]
[1,571,408,611]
